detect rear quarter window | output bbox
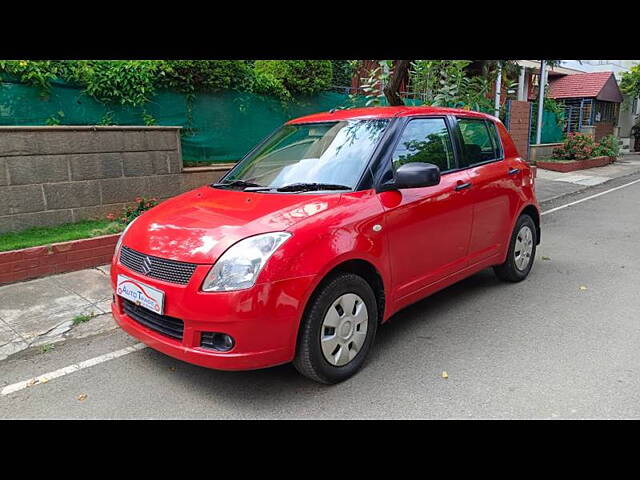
[457,118,502,167]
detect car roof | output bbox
[287,106,498,124]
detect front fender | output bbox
[260,190,392,342]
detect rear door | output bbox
[379,117,474,301]
[454,117,521,265]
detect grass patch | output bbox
[72,312,96,325]
[40,344,55,354]
[0,219,124,252]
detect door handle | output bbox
[508,167,521,176]
[454,182,472,191]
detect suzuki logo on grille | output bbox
[142,256,153,275]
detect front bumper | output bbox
[111,260,316,371]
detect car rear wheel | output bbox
[493,214,537,282]
[293,273,378,384]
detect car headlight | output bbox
[202,232,291,292]
[114,217,139,256]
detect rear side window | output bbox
[391,118,455,172]
[457,118,502,167]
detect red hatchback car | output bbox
[111,106,540,383]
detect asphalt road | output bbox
[2,177,640,419]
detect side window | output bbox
[487,121,503,159]
[391,118,455,173]
[457,118,501,167]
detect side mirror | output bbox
[395,162,441,189]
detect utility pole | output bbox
[535,60,546,145]
[494,63,502,117]
[517,65,526,101]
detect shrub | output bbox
[331,60,356,87]
[254,60,333,96]
[552,133,598,161]
[156,60,254,94]
[70,60,159,107]
[593,134,620,158]
[250,70,291,100]
[0,60,57,95]
[0,60,337,108]
[107,196,158,225]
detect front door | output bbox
[379,117,474,302]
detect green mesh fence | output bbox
[0,78,493,163]
[0,79,408,163]
[529,108,565,144]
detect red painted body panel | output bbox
[123,186,342,265]
[110,106,539,371]
[288,106,493,125]
[379,170,474,302]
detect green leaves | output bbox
[80,60,158,107]
[408,60,494,112]
[592,134,620,158]
[254,60,333,96]
[357,63,388,107]
[0,60,319,108]
[0,60,57,96]
[156,60,255,94]
[553,133,598,160]
[620,65,640,99]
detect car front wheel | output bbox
[293,272,378,384]
[494,213,537,282]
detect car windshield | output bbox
[218,119,389,191]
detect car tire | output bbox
[493,214,537,282]
[293,273,378,384]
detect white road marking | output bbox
[541,178,640,216]
[1,343,146,396]
[3,176,640,397]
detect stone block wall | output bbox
[0,127,229,234]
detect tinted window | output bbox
[487,121,503,158]
[458,118,501,167]
[391,118,455,172]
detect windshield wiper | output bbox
[274,182,352,192]
[211,179,264,190]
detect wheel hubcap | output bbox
[514,225,534,271]
[320,293,368,367]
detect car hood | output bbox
[122,186,341,264]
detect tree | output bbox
[621,65,640,100]
[383,60,410,106]
[381,60,523,108]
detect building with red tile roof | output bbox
[548,72,623,103]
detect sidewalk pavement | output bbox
[2,153,640,361]
[535,153,640,203]
[0,265,117,360]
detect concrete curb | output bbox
[539,168,640,210]
[0,234,119,285]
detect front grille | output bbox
[120,246,197,285]
[122,299,184,340]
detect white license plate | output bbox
[116,274,165,315]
